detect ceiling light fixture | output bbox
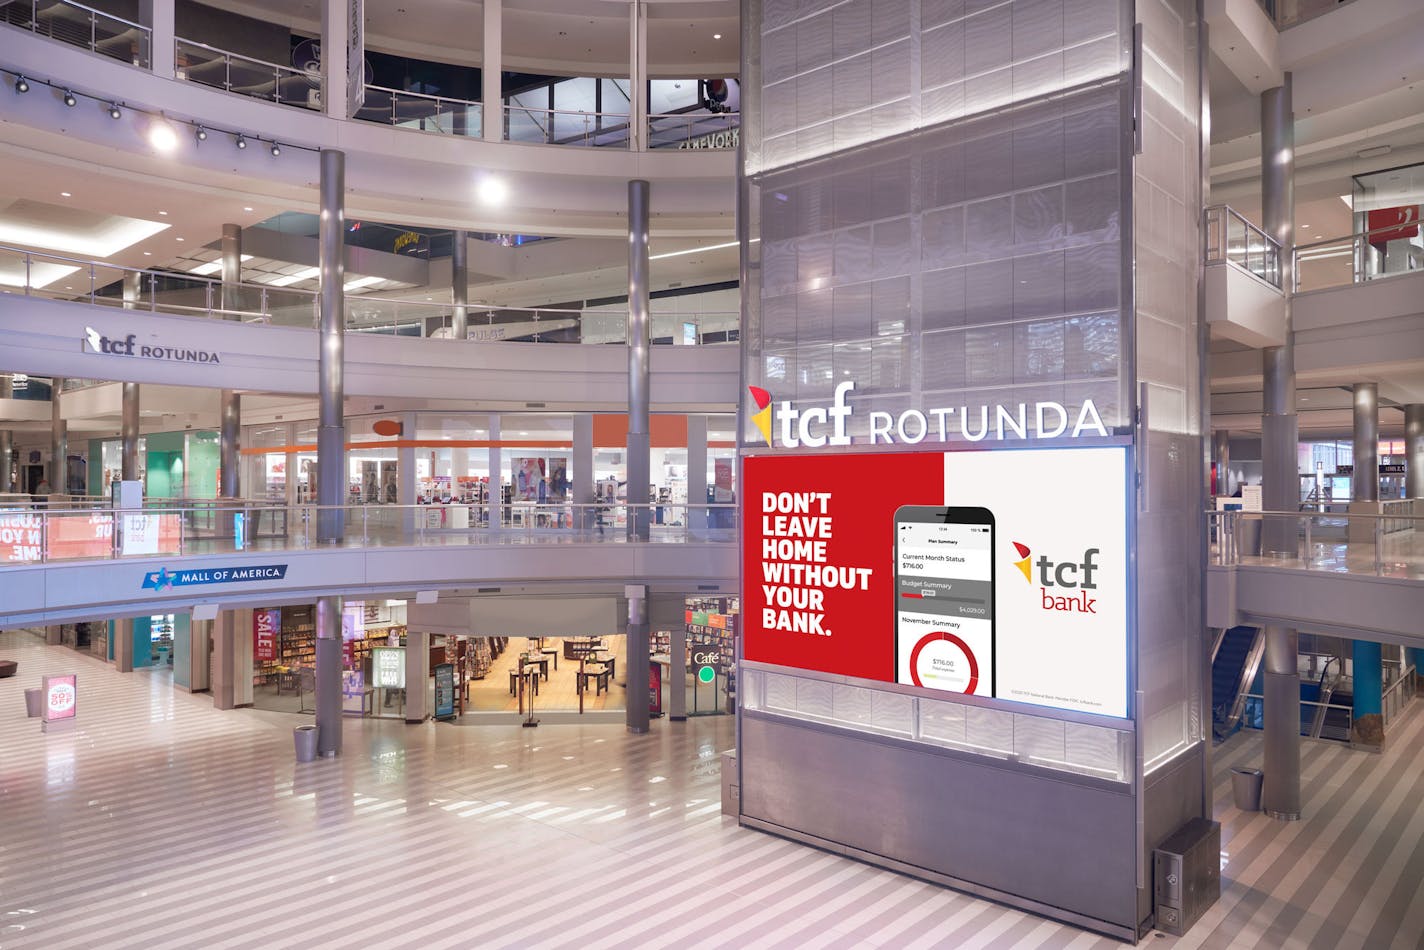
[60,191,71,198]
[714,33,722,38]
[14,76,29,94]
[243,206,254,212]
[195,125,208,142]
[477,176,508,206]
[147,119,179,152]
[62,89,76,107]
[270,142,281,156]
[108,102,122,119]
[235,133,247,149]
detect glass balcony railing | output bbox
[174,37,321,110]
[1205,205,1283,289]
[504,105,634,148]
[0,0,150,67]
[648,112,740,150]
[354,85,482,137]
[1207,504,1424,580]
[1272,0,1365,28]
[0,502,738,566]
[0,244,739,345]
[1293,224,1424,292]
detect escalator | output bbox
[1212,625,1265,739]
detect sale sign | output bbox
[743,447,1129,718]
[42,673,78,722]
[46,512,115,560]
[253,608,279,663]
[0,510,44,563]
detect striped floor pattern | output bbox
[1,627,1421,949]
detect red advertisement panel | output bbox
[1367,205,1420,243]
[0,510,44,563]
[46,512,116,561]
[254,608,279,663]
[43,673,78,722]
[742,452,945,681]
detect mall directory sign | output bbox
[743,447,1128,718]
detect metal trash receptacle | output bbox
[721,749,739,817]
[1231,767,1263,811]
[24,687,42,718]
[294,724,318,762]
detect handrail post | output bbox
[1374,515,1382,575]
[224,51,230,91]
[1304,515,1312,567]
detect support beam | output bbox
[121,384,140,481]
[321,0,351,120]
[625,585,650,733]
[628,0,647,150]
[1352,383,1379,503]
[317,150,346,543]
[687,414,708,530]
[405,630,429,723]
[1407,404,1424,501]
[1212,429,1230,496]
[0,372,11,494]
[451,231,468,340]
[50,377,66,493]
[138,0,174,76]
[626,180,651,541]
[315,595,343,756]
[573,414,593,532]
[1261,624,1300,820]
[482,0,502,141]
[1351,639,1383,749]
[1259,76,1297,558]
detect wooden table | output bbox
[577,662,612,695]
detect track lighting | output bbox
[108,102,122,119]
[269,142,280,156]
[14,76,28,94]
[147,119,178,152]
[195,125,207,142]
[63,89,76,107]
[235,133,247,149]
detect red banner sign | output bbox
[0,510,44,563]
[1367,205,1420,244]
[46,512,115,561]
[254,608,279,663]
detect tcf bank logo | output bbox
[1012,541,1101,614]
[85,327,137,355]
[747,381,854,449]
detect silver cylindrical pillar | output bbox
[1260,76,1297,557]
[625,586,650,733]
[220,391,240,498]
[221,223,242,317]
[1212,429,1230,496]
[121,383,140,481]
[314,595,343,756]
[626,180,651,541]
[1352,383,1379,503]
[451,230,468,340]
[0,428,12,494]
[122,270,142,310]
[50,377,66,493]
[1262,624,1301,820]
[317,150,346,543]
[1406,404,1424,500]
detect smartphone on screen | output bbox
[893,506,995,697]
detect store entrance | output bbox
[437,634,628,721]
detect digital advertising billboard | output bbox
[743,446,1128,718]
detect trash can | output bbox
[1231,767,1263,811]
[294,724,318,762]
[24,687,42,718]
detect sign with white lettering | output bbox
[84,327,220,365]
[141,564,288,590]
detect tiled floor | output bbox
[3,628,1424,949]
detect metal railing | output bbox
[1205,205,1283,289]
[0,502,738,565]
[1207,507,1424,578]
[355,84,482,137]
[504,105,633,148]
[1273,0,1364,28]
[1,243,738,345]
[1293,222,1424,292]
[648,112,740,150]
[174,37,320,110]
[0,0,150,67]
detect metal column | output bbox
[317,150,346,543]
[687,414,708,531]
[1259,76,1297,557]
[625,585,650,733]
[573,414,594,531]
[1212,429,1230,496]
[0,372,12,493]
[1352,383,1379,503]
[50,377,66,493]
[121,384,140,481]
[315,595,343,756]
[626,180,652,541]
[122,270,142,309]
[481,0,502,142]
[1407,404,1424,500]
[628,0,647,150]
[1261,624,1300,820]
[451,230,468,340]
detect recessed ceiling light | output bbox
[243,206,254,212]
[60,191,71,197]
[176,237,185,242]
[143,251,152,256]
[148,119,179,152]
[158,210,168,216]
[714,33,722,39]
[477,176,508,206]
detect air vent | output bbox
[478,587,501,593]
[697,584,719,590]
[525,402,546,408]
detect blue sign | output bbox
[141,564,288,591]
[435,663,456,719]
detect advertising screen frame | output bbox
[738,437,1137,728]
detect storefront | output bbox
[88,430,222,499]
[251,600,410,717]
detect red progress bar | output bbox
[900,592,923,599]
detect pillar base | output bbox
[627,724,650,735]
[1265,809,1301,822]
